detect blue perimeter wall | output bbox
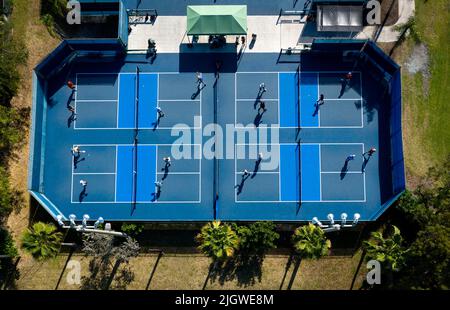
[30,37,406,222]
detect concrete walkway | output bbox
[127,15,305,52]
[127,0,416,52]
[356,0,415,42]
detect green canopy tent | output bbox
[187,5,247,36]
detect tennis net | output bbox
[132,66,140,206]
[295,65,300,135]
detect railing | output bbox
[127,8,158,24]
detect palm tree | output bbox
[292,223,331,259]
[21,222,63,260]
[196,221,239,262]
[363,225,407,272]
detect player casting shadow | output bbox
[151,188,162,202]
[312,103,320,117]
[235,173,250,195]
[362,156,370,172]
[338,79,351,98]
[67,111,76,128]
[161,164,170,181]
[191,84,206,100]
[253,110,266,127]
[340,160,349,180]
[66,91,75,107]
[249,34,256,50]
[251,158,262,179]
[73,155,86,170]
[79,186,88,202]
[151,114,164,131]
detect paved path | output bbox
[357,0,415,42]
[127,0,416,52]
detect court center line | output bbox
[114,145,118,202]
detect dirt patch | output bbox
[380,0,400,26]
[405,43,431,95]
[405,43,430,75]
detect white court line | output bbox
[320,171,364,174]
[360,72,364,128]
[317,72,321,127]
[71,200,202,204]
[72,143,202,204]
[300,125,364,129]
[300,71,362,74]
[234,71,363,129]
[363,144,367,201]
[234,142,366,203]
[74,74,78,129]
[158,99,201,102]
[321,98,363,101]
[237,71,314,74]
[277,72,280,129]
[236,99,279,101]
[74,126,201,130]
[234,73,237,129]
[76,143,202,147]
[70,152,74,203]
[235,171,279,175]
[319,143,322,200]
[278,137,281,203]
[114,145,118,202]
[156,172,201,175]
[75,100,117,103]
[154,145,158,202]
[236,142,364,146]
[73,172,116,175]
[116,72,120,128]
[76,72,119,75]
[235,199,366,203]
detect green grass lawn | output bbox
[401,0,450,179]
[13,251,366,290]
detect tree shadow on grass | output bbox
[206,254,264,288]
[81,259,135,290]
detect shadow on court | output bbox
[340,160,349,180]
[312,103,320,117]
[235,173,250,195]
[179,49,237,73]
[253,110,265,127]
[79,187,88,202]
[73,155,86,169]
[191,83,206,100]
[251,159,262,179]
[67,112,76,128]
[151,189,161,202]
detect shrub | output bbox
[292,223,331,259]
[196,221,239,262]
[235,221,279,256]
[120,223,144,237]
[21,222,63,260]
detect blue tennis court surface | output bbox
[38,55,391,221]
